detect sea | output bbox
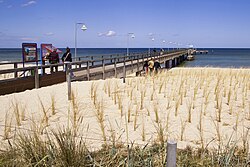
[0,48,250,68]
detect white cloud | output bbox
[44,32,54,36]
[98,32,104,37]
[98,30,116,37]
[148,33,154,36]
[20,37,37,41]
[21,0,36,7]
[106,30,116,37]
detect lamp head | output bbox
[81,24,87,31]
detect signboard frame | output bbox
[22,43,38,63]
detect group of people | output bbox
[143,58,161,76]
[44,47,72,73]
[45,48,162,77]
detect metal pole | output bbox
[166,141,177,167]
[127,34,129,57]
[34,67,39,89]
[74,23,77,62]
[123,56,126,83]
[66,64,72,100]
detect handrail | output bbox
[0,49,188,77]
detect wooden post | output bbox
[102,57,105,80]
[123,56,126,83]
[165,60,170,69]
[114,58,117,78]
[66,64,72,100]
[14,63,18,78]
[34,67,39,89]
[110,55,112,63]
[166,141,177,167]
[91,56,94,66]
[131,55,133,72]
[137,54,139,71]
[78,57,81,68]
[78,57,80,67]
[87,61,90,81]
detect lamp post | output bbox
[148,37,155,57]
[127,33,135,57]
[74,22,87,62]
[123,33,135,83]
[162,40,166,53]
[169,41,173,51]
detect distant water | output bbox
[0,48,249,68]
[183,48,250,68]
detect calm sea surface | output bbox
[183,48,250,68]
[0,48,249,68]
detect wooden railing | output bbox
[0,49,188,95]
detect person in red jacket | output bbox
[47,48,59,73]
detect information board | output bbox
[22,43,38,62]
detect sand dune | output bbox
[0,67,249,152]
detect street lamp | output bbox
[162,40,166,52]
[74,22,87,62]
[148,37,155,57]
[169,41,173,51]
[127,33,135,57]
[123,32,135,83]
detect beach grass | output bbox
[0,67,249,166]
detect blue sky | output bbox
[0,0,250,48]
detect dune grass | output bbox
[1,67,250,166]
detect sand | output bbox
[0,67,249,152]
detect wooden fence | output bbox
[0,49,189,95]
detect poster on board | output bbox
[22,43,38,62]
[40,43,52,64]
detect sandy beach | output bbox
[0,67,249,153]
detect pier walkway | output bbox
[0,49,189,95]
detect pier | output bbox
[189,49,208,55]
[0,49,190,95]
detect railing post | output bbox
[87,61,90,81]
[166,141,177,167]
[123,56,126,83]
[91,56,94,66]
[14,63,18,78]
[114,58,117,78]
[131,54,133,72]
[137,54,139,71]
[102,57,105,80]
[78,57,81,68]
[34,67,39,89]
[66,63,72,100]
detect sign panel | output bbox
[22,43,38,62]
[40,43,52,63]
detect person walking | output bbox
[62,47,74,77]
[143,60,149,75]
[47,48,60,73]
[154,60,161,74]
[148,58,154,76]
[62,47,72,70]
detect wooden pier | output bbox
[189,49,208,55]
[0,49,189,95]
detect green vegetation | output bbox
[0,129,249,166]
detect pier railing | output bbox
[0,49,189,95]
